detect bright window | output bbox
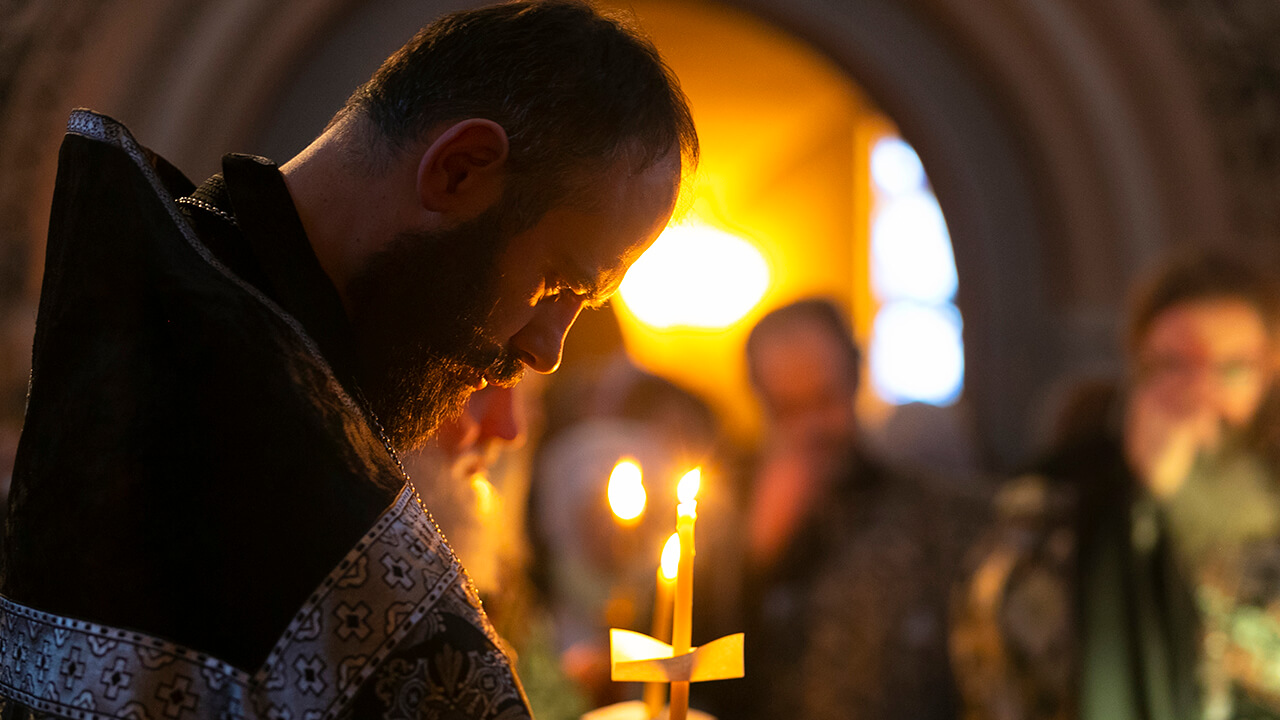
[868,137,964,406]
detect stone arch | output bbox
[0,0,1237,465]
[726,0,1231,461]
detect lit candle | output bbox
[608,459,647,525]
[669,468,701,720]
[643,533,680,718]
[605,459,647,632]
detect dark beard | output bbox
[344,201,526,452]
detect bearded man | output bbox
[0,2,696,719]
[952,251,1280,720]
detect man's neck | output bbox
[279,117,420,312]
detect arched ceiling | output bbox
[0,0,1261,467]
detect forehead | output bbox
[754,324,852,394]
[538,155,681,292]
[1141,297,1271,357]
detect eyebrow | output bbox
[579,278,612,308]
[567,266,613,308]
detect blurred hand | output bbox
[1124,381,1221,499]
[747,431,848,569]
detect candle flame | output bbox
[677,467,701,504]
[608,459,647,522]
[660,533,680,580]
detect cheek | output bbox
[489,303,538,345]
[487,267,547,336]
[1220,381,1268,425]
[1141,371,1200,412]
[1150,375,1190,403]
[480,278,537,337]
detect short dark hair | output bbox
[746,298,862,393]
[342,0,697,217]
[1126,248,1280,356]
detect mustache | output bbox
[486,351,525,387]
[451,298,526,388]
[447,321,526,388]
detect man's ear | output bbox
[416,119,509,216]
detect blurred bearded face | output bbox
[434,384,523,479]
[344,196,525,451]
[1135,297,1275,432]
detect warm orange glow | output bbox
[618,222,770,330]
[597,0,880,444]
[676,468,701,506]
[660,533,681,580]
[471,476,496,518]
[608,459,647,522]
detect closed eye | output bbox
[545,275,608,309]
[580,293,608,310]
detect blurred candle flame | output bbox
[660,533,681,581]
[608,459,647,522]
[618,223,770,330]
[677,468,701,506]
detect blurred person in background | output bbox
[710,298,964,720]
[952,250,1280,720]
[406,383,526,612]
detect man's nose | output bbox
[509,294,585,374]
[475,385,522,445]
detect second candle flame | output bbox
[660,533,681,580]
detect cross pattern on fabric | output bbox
[0,481,503,720]
[250,484,468,719]
[0,595,251,720]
